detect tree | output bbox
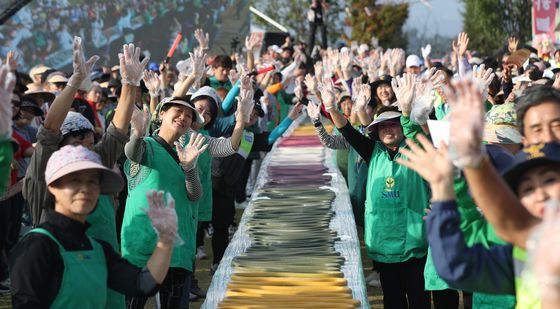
[462,0,532,56]
[252,0,347,46]
[347,0,409,49]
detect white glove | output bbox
[130,104,151,137]
[471,64,495,101]
[447,80,485,168]
[236,75,255,123]
[142,70,161,98]
[391,73,416,116]
[410,74,435,125]
[355,84,371,112]
[145,190,181,246]
[306,101,321,121]
[67,36,99,90]
[421,44,432,59]
[175,132,209,171]
[190,48,207,81]
[0,64,16,138]
[318,78,336,112]
[119,43,150,86]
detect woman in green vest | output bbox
[9,145,177,308]
[181,84,252,302]
[22,39,147,309]
[320,77,431,308]
[121,96,208,308]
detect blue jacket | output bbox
[427,201,515,295]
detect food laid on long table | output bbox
[202,122,369,309]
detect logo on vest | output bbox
[75,253,92,261]
[382,176,400,198]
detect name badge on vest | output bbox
[238,131,255,159]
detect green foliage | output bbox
[252,0,347,45]
[462,0,532,56]
[347,0,409,49]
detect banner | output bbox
[533,0,557,39]
[0,0,249,72]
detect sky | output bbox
[402,0,464,38]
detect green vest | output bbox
[364,140,429,263]
[347,145,367,227]
[208,76,232,91]
[85,195,125,309]
[513,246,541,309]
[0,139,13,195]
[86,195,118,251]
[121,136,197,271]
[31,228,107,309]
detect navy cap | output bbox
[486,144,515,174]
[502,142,560,191]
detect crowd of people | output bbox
[0,0,235,71]
[0,1,560,309]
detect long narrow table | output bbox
[202,121,369,309]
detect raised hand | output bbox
[130,104,150,137]
[391,73,416,116]
[314,61,324,80]
[472,64,495,101]
[288,102,304,120]
[355,83,371,112]
[304,73,318,94]
[447,80,485,169]
[190,47,207,80]
[319,77,336,111]
[245,33,262,51]
[421,44,431,59]
[6,51,19,72]
[145,190,179,246]
[366,56,380,83]
[411,70,436,125]
[351,78,362,102]
[340,49,352,78]
[508,36,519,54]
[67,36,100,90]
[396,135,455,201]
[229,69,240,85]
[143,70,161,97]
[176,132,209,171]
[306,101,321,121]
[236,75,255,123]
[294,79,304,100]
[0,64,16,137]
[119,43,150,86]
[194,28,210,51]
[390,49,406,74]
[452,32,469,58]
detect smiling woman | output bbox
[9,145,177,308]
[121,96,209,308]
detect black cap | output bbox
[502,142,560,191]
[20,95,43,116]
